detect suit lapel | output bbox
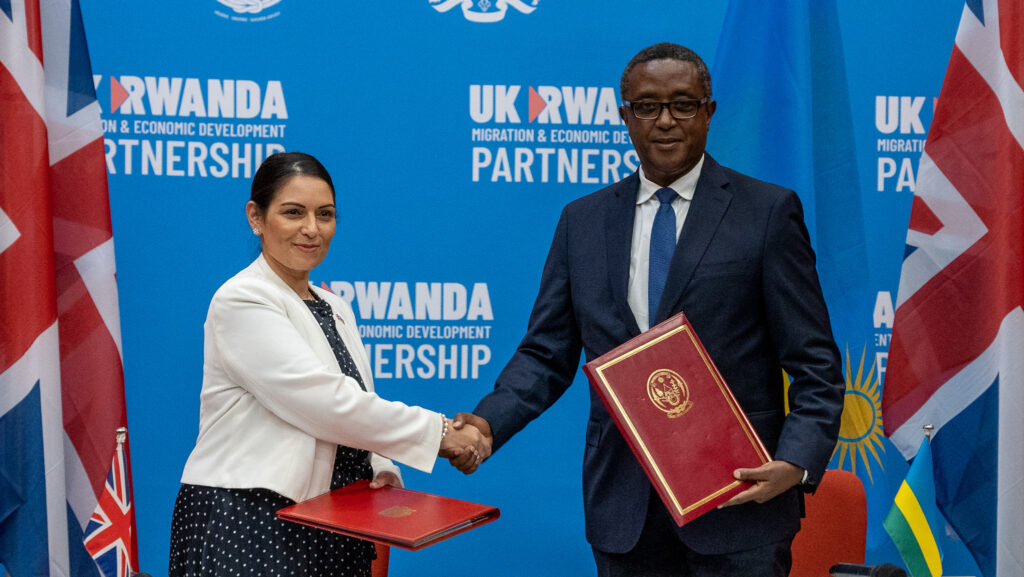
[605,172,641,337]
[655,156,733,322]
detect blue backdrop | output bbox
[72,1,976,575]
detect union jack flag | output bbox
[0,0,138,575]
[83,430,136,577]
[883,1,1024,576]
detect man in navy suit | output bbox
[452,42,845,576]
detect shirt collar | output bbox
[636,154,705,205]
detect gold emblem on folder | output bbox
[647,369,692,418]
[378,506,416,518]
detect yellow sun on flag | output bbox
[832,344,887,483]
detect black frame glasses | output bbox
[622,97,710,120]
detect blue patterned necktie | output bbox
[648,187,678,325]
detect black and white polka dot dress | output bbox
[169,295,376,576]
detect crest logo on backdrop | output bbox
[214,0,283,22]
[468,83,638,184]
[430,0,539,23]
[95,74,288,179]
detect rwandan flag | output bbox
[883,438,944,577]
[710,0,902,562]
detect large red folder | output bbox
[276,480,499,551]
[583,312,771,527]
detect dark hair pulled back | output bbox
[250,152,335,212]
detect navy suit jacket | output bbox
[475,155,845,555]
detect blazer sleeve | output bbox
[327,290,405,485]
[760,190,845,484]
[475,206,584,450]
[209,277,443,473]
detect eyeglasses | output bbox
[622,98,709,120]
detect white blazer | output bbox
[180,255,443,502]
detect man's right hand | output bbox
[448,412,493,474]
[438,418,489,464]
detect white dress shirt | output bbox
[627,155,705,331]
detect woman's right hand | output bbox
[438,418,491,466]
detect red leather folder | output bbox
[583,312,771,527]
[276,480,499,551]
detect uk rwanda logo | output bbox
[430,0,539,23]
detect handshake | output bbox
[437,413,493,474]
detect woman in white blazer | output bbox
[169,152,488,577]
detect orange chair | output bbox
[790,469,867,577]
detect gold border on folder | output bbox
[594,325,767,519]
